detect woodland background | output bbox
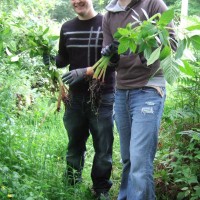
[0,0,200,199]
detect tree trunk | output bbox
[180,0,188,26]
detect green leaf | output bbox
[158,9,174,26]
[188,176,198,184]
[138,42,146,53]
[181,187,189,191]
[160,45,171,60]
[177,192,185,200]
[195,154,200,159]
[129,40,137,53]
[49,35,59,41]
[158,29,169,46]
[186,25,200,31]
[190,35,200,50]
[161,55,180,85]
[114,31,122,40]
[144,47,152,59]
[144,46,152,60]
[0,41,3,56]
[142,23,157,36]
[175,39,187,59]
[118,37,130,54]
[125,23,133,30]
[178,60,195,77]
[43,27,49,35]
[147,46,161,66]
[118,28,130,36]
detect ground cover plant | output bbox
[0,1,199,200]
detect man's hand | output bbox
[62,68,87,86]
[101,40,119,56]
[101,41,120,67]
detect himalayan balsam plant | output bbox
[92,9,200,85]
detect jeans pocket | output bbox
[142,87,166,98]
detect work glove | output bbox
[62,68,87,86]
[101,40,120,67]
[101,40,119,56]
[42,53,55,66]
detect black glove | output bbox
[101,40,119,56]
[62,68,87,86]
[43,53,55,66]
[101,41,120,67]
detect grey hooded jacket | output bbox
[103,0,176,89]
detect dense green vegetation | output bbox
[0,0,199,199]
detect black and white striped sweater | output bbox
[56,13,115,94]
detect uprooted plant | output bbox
[91,9,200,86]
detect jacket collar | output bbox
[106,0,140,12]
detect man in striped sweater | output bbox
[55,0,116,199]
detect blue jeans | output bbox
[114,87,166,200]
[63,92,114,192]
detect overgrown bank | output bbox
[0,1,200,199]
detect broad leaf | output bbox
[118,37,130,54]
[186,25,200,31]
[113,31,122,40]
[50,35,59,41]
[138,41,147,53]
[190,35,200,50]
[175,39,187,59]
[160,45,171,60]
[144,47,152,59]
[43,27,49,35]
[142,23,157,36]
[161,55,180,85]
[158,28,169,46]
[147,46,161,66]
[118,28,130,36]
[129,40,137,53]
[158,9,174,26]
[125,23,133,30]
[178,60,195,77]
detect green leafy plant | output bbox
[92,9,200,85]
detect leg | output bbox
[114,89,132,200]
[63,95,90,184]
[127,87,166,200]
[89,93,114,194]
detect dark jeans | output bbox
[63,92,114,193]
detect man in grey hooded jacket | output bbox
[101,0,176,199]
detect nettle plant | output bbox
[0,9,68,112]
[92,9,200,85]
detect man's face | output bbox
[70,0,93,17]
